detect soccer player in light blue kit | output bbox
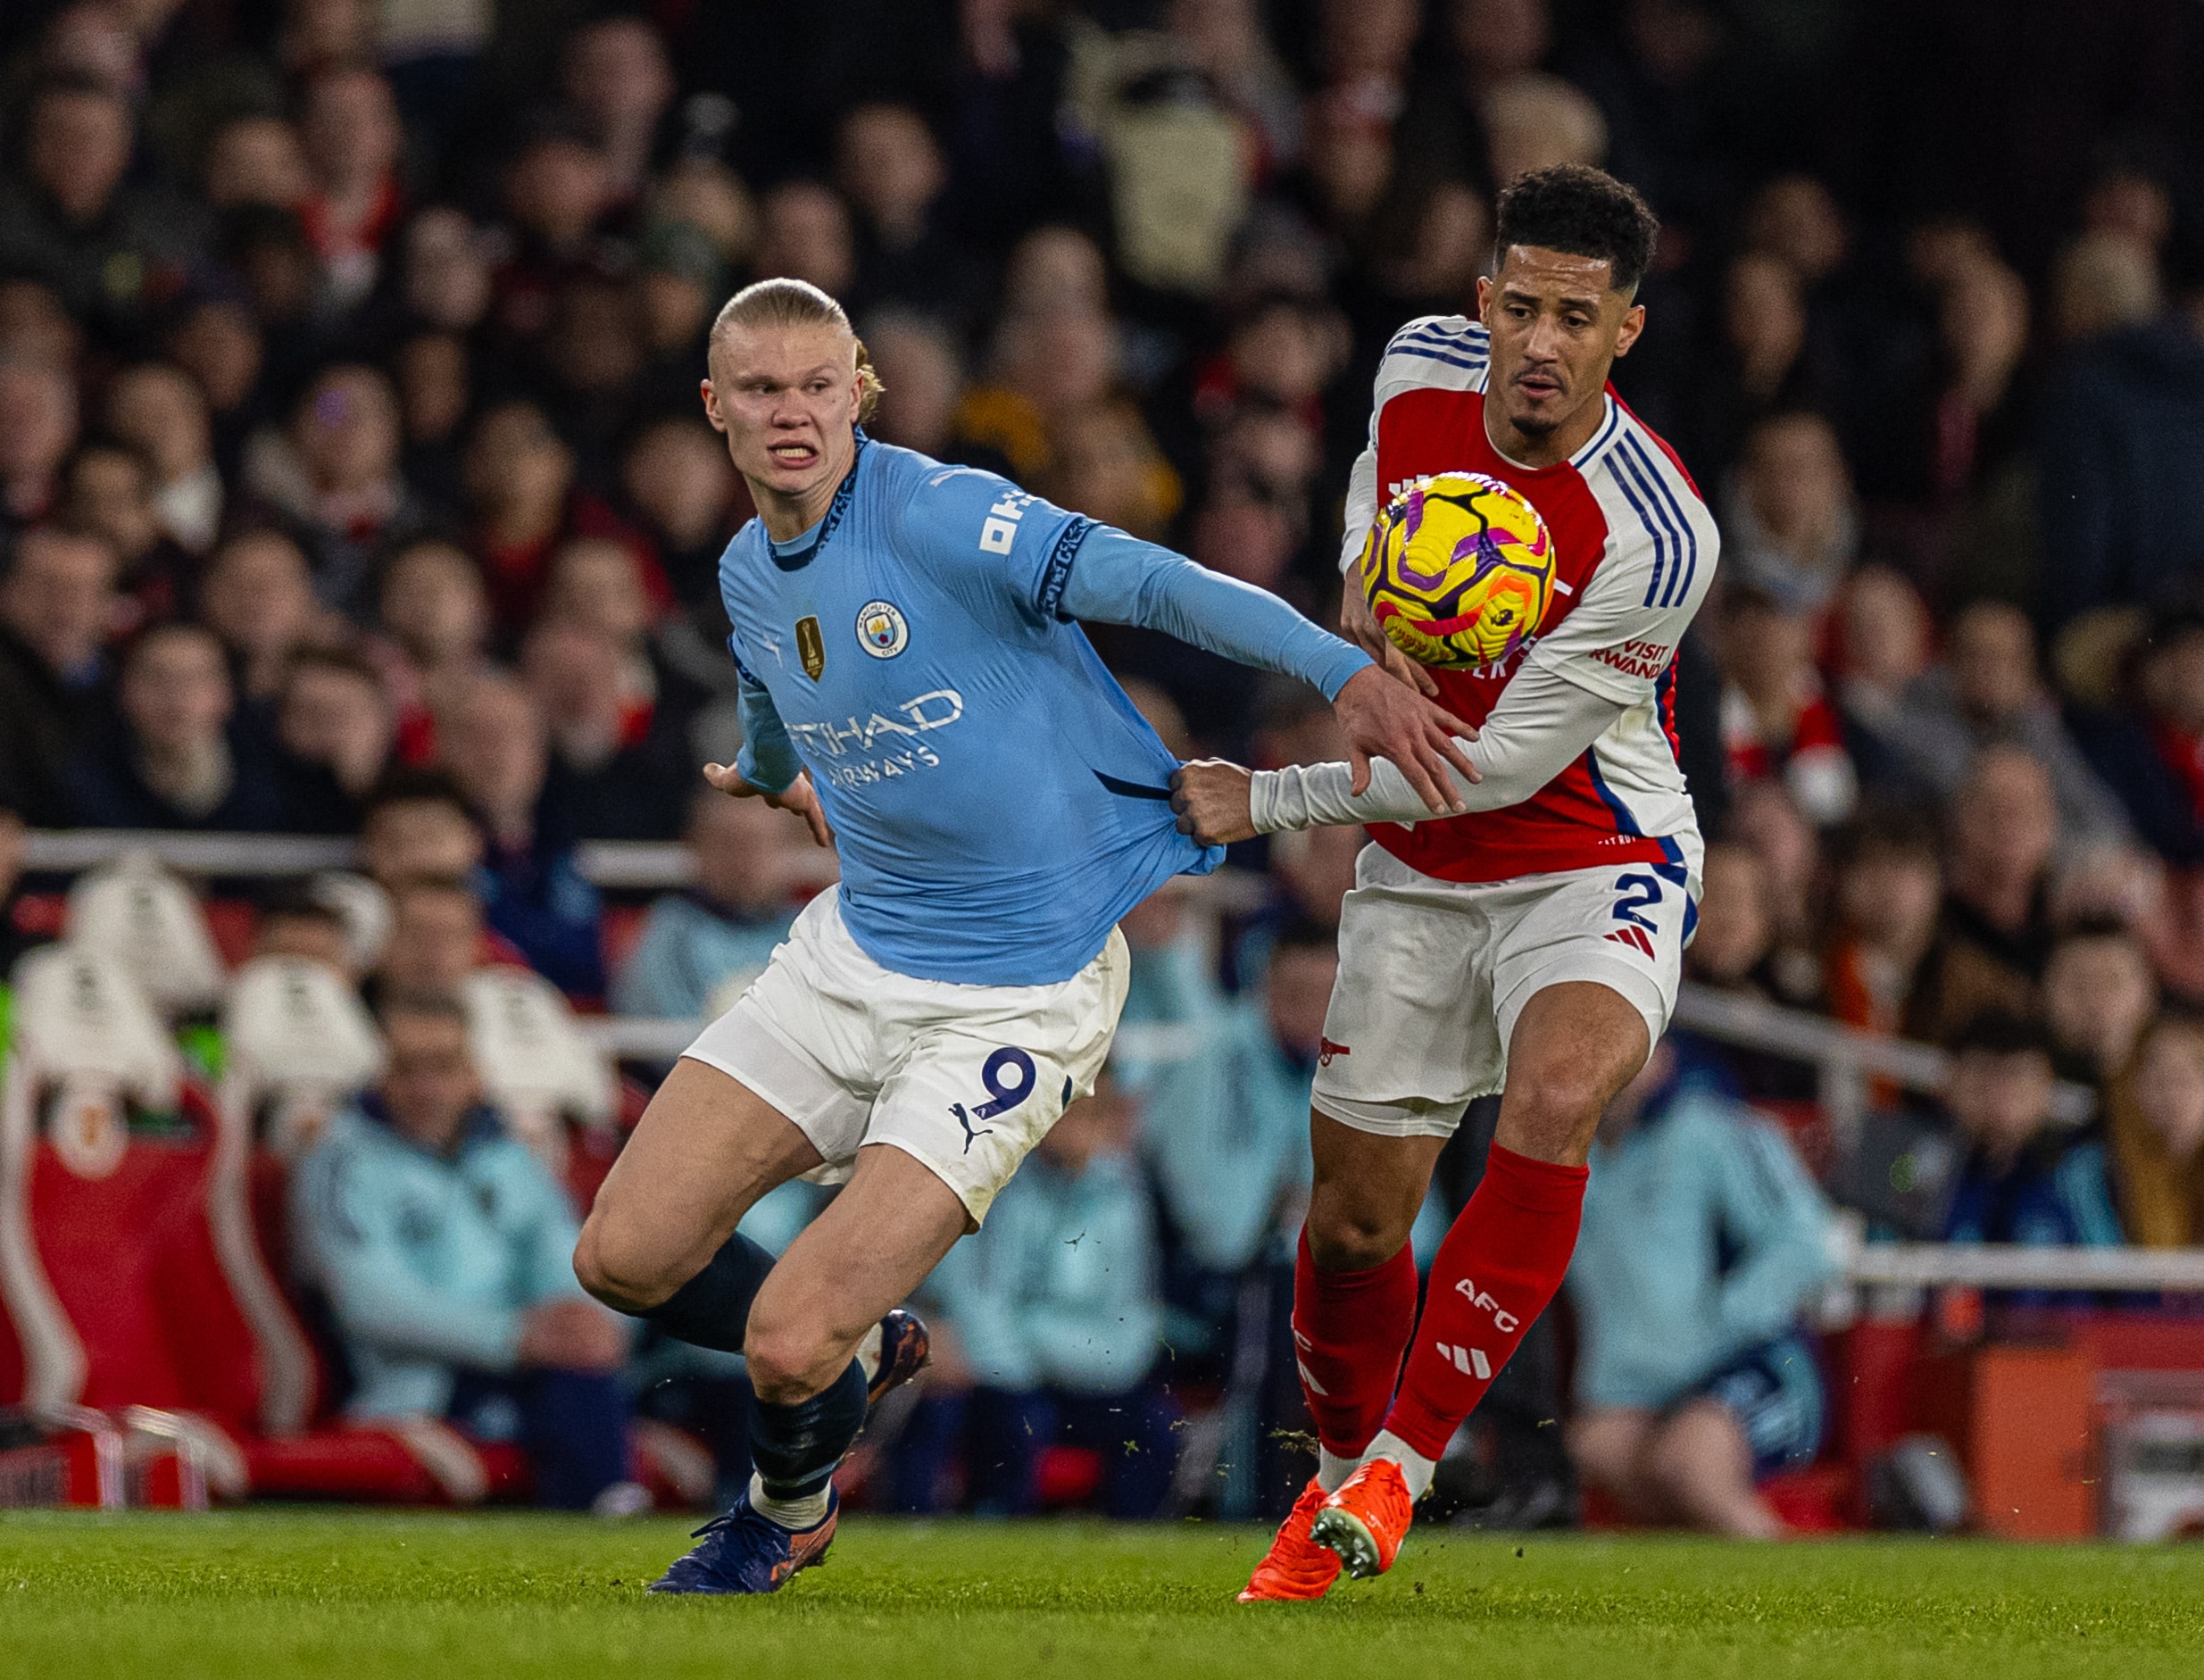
[572,278,1474,1593]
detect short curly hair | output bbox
[1493,165,1659,295]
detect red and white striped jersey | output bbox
[1341,313,1720,886]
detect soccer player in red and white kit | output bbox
[1170,165,1719,1596]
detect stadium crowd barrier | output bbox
[10,829,2186,1302]
[21,829,698,892]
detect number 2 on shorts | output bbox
[1611,872,1662,929]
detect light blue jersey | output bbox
[722,435,1369,986]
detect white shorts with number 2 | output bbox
[681,888,1128,1222]
[1310,845,1693,1139]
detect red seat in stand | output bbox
[0,1052,527,1505]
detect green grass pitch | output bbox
[3,1511,2201,1680]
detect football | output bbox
[1358,472,1557,669]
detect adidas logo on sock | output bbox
[1435,1342,1492,1380]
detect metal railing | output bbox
[1841,1238,2204,1292]
[1670,985,2099,1137]
[4,827,2096,1103]
[22,828,695,891]
[21,827,2195,1296]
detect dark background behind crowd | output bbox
[6,0,2204,1526]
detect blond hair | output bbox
[710,277,882,422]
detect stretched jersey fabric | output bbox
[1341,314,1720,886]
[720,435,1369,986]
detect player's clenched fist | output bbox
[1169,760,1258,846]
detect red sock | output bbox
[1381,1143,1587,1461]
[1291,1226,1419,1458]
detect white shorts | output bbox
[680,890,1129,1222]
[1311,846,1690,1139]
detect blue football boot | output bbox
[647,1486,839,1595]
[648,1308,925,1595]
[867,1307,931,1407]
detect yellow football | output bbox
[1358,472,1556,669]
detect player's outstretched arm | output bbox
[1055,523,1476,811]
[702,761,835,850]
[1169,661,1626,845]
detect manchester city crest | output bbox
[856,599,909,659]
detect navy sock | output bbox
[749,1358,868,1500]
[518,1369,633,1511]
[636,1231,777,1353]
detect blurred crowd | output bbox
[3,0,2204,1526]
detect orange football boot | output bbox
[1309,1458,1414,1580]
[1237,1476,1343,1602]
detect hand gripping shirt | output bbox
[1339,314,1721,886]
[719,435,1370,986]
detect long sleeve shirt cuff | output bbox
[1248,659,1626,832]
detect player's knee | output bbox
[741,1312,838,1403]
[571,1211,676,1314]
[569,1219,625,1309]
[1501,1065,1609,1160]
[1304,1192,1412,1272]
